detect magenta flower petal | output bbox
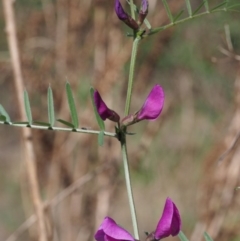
[93,90,120,123]
[137,85,164,121]
[154,198,181,240]
[95,217,135,241]
[94,90,113,120]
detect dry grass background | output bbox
[0,0,240,241]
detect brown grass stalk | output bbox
[2,1,47,241]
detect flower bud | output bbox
[138,0,149,25]
[115,0,139,30]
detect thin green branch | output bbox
[0,121,116,137]
[121,136,139,239]
[129,0,136,20]
[124,36,141,116]
[146,8,230,36]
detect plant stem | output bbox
[129,0,136,20]
[121,10,141,237]
[0,121,116,137]
[121,135,139,239]
[124,36,141,116]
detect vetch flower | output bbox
[94,198,181,241]
[121,84,164,126]
[146,197,181,241]
[94,90,120,123]
[95,217,136,241]
[115,0,139,30]
[137,84,164,121]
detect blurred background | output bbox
[0,0,240,240]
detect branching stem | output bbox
[147,8,230,36]
[0,121,116,137]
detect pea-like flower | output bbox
[122,84,164,126]
[146,197,181,241]
[94,198,181,241]
[136,84,164,121]
[94,217,135,241]
[93,90,120,123]
[93,85,164,126]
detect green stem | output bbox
[129,0,136,20]
[0,121,116,137]
[121,135,139,239]
[124,36,141,116]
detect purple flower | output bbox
[94,198,181,241]
[114,0,139,30]
[115,0,128,20]
[122,85,164,126]
[146,198,181,241]
[137,84,164,121]
[93,90,120,123]
[95,217,136,241]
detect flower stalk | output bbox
[124,35,141,116]
[121,135,139,239]
[122,34,141,238]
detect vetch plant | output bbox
[1,0,239,240]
